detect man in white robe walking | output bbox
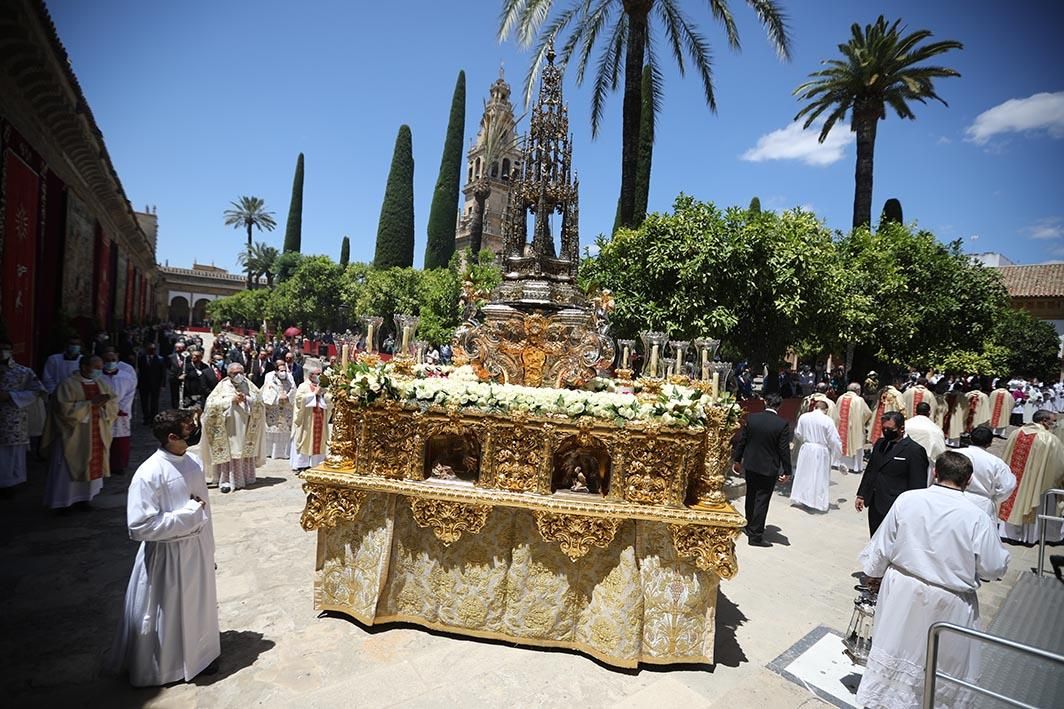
[906,401,947,484]
[108,409,220,686]
[789,401,842,512]
[988,385,1014,437]
[102,347,138,476]
[998,409,1064,543]
[856,451,1009,709]
[0,337,45,493]
[40,335,83,394]
[836,382,872,474]
[261,359,295,460]
[291,362,332,473]
[202,362,265,493]
[955,425,1016,519]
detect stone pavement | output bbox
[0,416,1043,709]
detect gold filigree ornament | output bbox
[668,524,740,579]
[299,484,367,531]
[408,498,491,545]
[533,512,621,561]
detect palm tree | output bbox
[224,196,277,288]
[500,0,791,230]
[468,104,521,255]
[794,16,962,229]
[238,242,280,288]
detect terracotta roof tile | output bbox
[997,264,1064,298]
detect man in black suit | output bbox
[732,393,793,547]
[136,343,167,424]
[856,411,929,535]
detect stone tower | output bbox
[454,67,523,256]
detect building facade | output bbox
[0,0,158,369]
[454,70,523,257]
[996,263,1064,335]
[158,263,254,327]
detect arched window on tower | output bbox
[468,163,473,181]
[502,158,510,178]
[491,161,499,178]
[474,158,481,179]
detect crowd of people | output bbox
[731,367,1063,707]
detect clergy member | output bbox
[0,338,46,493]
[855,451,1009,709]
[940,385,969,447]
[906,402,947,484]
[998,409,1064,543]
[102,347,138,476]
[291,363,332,473]
[901,377,937,420]
[261,359,295,459]
[868,384,905,447]
[108,409,220,686]
[789,401,842,512]
[965,386,991,434]
[988,385,1015,437]
[40,335,83,394]
[201,362,266,493]
[42,355,118,510]
[836,382,872,474]
[800,382,837,421]
[956,425,1016,519]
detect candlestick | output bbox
[401,325,411,352]
[701,348,710,380]
[341,344,350,367]
[650,344,659,377]
[366,324,376,354]
[711,371,719,399]
[622,344,630,370]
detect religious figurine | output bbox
[430,462,457,480]
[570,466,589,493]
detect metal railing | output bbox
[1037,488,1064,578]
[923,622,1064,708]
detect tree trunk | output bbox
[246,222,254,289]
[852,108,879,230]
[468,184,489,255]
[617,3,650,230]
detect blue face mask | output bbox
[66,345,81,357]
[89,369,103,380]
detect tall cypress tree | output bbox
[339,235,350,267]
[633,66,655,227]
[373,125,415,268]
[749,196,762,214]
[424,71,466,269]
[282,153,304,252]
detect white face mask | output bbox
[231,373,246,385]
[0,349,11,362]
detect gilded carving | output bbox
[533,512,621,560]
[668,524,740,579]
[491,421,541,492]
[300,483,367,531]
[408,497,491,545]
[364,404,419,479]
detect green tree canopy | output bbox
[374,125,415,268]
[339,235,350,267]
[425,71,466,269]
[283,153,305,252]
[223,196,277,289]
[267,256,345,332]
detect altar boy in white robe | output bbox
[108,409,220,686]
[856,451,1009,709]
[291,362,332,472]
[789,401,842,512]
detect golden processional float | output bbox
[299,47,745,668]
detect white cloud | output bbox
[965,91,1064,144]
[937,136,952,145]
[741,120,854,166]
[1024,217,1064,240]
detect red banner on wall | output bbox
[2,150,40,362]
[125,260,134,323]
[94,225,111,328]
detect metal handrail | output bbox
[1037,488,1064,578]
[923,622,1064,708]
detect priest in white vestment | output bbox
[201,363,266,493]
[940,388,969,447]
[906,402,947,485]
[40,336,83,394]
[789,402,842,512]
[988,387,1014,436]
[291,363,332,472]
[955,426,1016,519]
[964,389,991,433]
[42,356,118,509]
[836,383,872,473]
[108,409,220,686]
[856,452,1009,709]
[102,348,138,475]
[800,383,837,421]
[901,379,936,420]
[261,360,295,459]
[998,410,1064,543]
[0,339,46,490]
[868,385,905,447]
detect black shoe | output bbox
[748,537,771,548]
[1051,555,1064,582]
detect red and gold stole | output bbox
[965,394,979,431]
[998,431,1035,521]
[81,381,104,480]
[310,385,324,454]
[870,398,886,444]
[838,396,852,453]
[991,392,1006,427]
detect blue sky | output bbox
[47,0,1064,270]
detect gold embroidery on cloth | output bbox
[407,497,491,545]
[668,524,740,579]
[533,511,621,560]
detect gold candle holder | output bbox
[391,353,415,377]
